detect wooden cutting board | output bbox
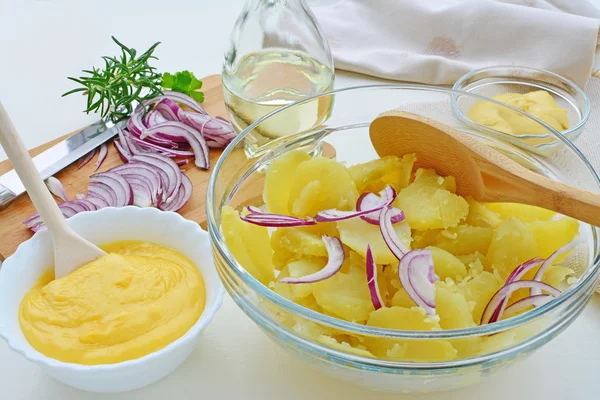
[0,74,335,261]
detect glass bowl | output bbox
[452,66,590,155]
[207,85,600,393]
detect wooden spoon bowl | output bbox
[370,110,600,227]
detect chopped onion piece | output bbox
[502,294,554,319]
[379,205,409,260]
[279,236,344,284]
[481,280,561,325]
[366,245,384,309]
[531,241,577,296]
[45,176,68,202]
[399,249,437,316]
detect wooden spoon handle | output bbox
[480,165,600,227]
[0,102,69,234]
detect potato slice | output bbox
[365,307,457,361]
[349,154,415,193]
[288,157,359,218]
[459,271,502,323]
[429,246,467,281]
[394,181,469,230]
[435,225,493,256]
[263,150,312,214]
[525,216,579,259]
[337,217,411,264]
[435,281,476,330]
[485,202,555,222]
[221,206,274,285]
[487,218,538,280]
[312,265,374,323]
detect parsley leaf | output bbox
[161,70,204,103]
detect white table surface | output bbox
[1,1,599,399]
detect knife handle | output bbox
[0,184,16,210]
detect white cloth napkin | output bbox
[312,0,600,88]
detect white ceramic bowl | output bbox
[0,207,224,393]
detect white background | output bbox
[1,1,599,399]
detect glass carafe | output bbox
[222,0,334,157]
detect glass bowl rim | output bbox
[207,83,600,341]
[451,65,591,141]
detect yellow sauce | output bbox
[19,241,205,365]
[467,90,569,135]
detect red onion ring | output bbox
[399,249,437,316]
[502,294,554,319]
[481,280,561,325]
[531,240,576,296]
[366,245,384,310]
[379,205,409,260]
[279,236,344,284]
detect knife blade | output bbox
[0,119,126,210]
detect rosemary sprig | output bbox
[62,37,163,122]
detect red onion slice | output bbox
[531,241,577,296]
[129,135,195,158]
[45,177,68,202]
[90,172,133,206]
[85,196,109,209]
[154,98,180,121]
[481,280,561,325]
[77,147,98,169]
[176,159,189,167]
[142,121,210,169]
[127,105,146,136]
[132,153,182,202]
[93,143,108,171]
[357,186,404,225]
[247,205,264,214]
[143,91,207,115]
[502,294,554,319]
[279,236,344,284]
[379,205,409,260]
[366,245,384,310]
[180,112,236,139]
[114,140,132,163]
[161,174,193,212]
[399,249,437,316]
[129,182,153,207]
[88,181,117,206]
[241,210,316,227]
[315,203,390,222]
[110,162,163,204]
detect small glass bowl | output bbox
[452,66,590,154]
[207,85,600,393]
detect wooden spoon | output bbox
[369,110,600,227]
[0,102,105,278]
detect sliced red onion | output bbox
[114,140,133,163]
[241,210,316,227]
[366,245,384,310]
[357,186,403,225]
[492,257,545,315]
[85,196,109,209]
[127,105,146,136]
[481,280,561,325]
[144,109,168,127]
[502,294,554,319]
[176,159,189,167]
[129,182,153,207]
[45,176,68,202]
[132,153,182,201]
[129,135,195,158]
[23,214,43,228]
[88,181,117,205]
[180,112,236,139]
[531,241,577,296]
[380,205,409,260]
[399,249,437,316]
[247,205,264,214]
[154,98,180,121]
[93,143,108,172]
[161,174,193,212]
[117,126,133,154]
[77,147,97,169]
[70,199,92,211]
[75,193,86,200]
[279,236,344,284]
[315,202,390,222]
[110,162,163,203]
[90,172,133,206]
[142,91,207,114]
